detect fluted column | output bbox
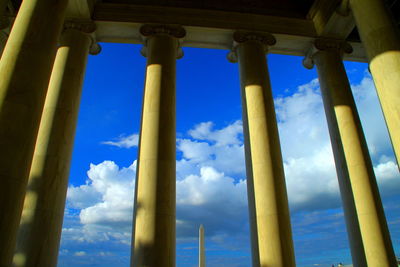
[0,0,68,265]
[349,0,400,166]
[228,32,295,267]
[12,22,100,267]
[305,39,397,267]
[131,24,185,267]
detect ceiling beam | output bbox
[65,0,96,19]
[90,2,366,62]
[308,0,355,39]
[93,3,316,36]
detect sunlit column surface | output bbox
[306,39,397,267]
[12,23,100,267]
[0,0,68,265]
[350,0,400,167]
[228,32,295,267]
[131,24,185,267]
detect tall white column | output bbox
[131,24,185,267]
[305,38,397,267]
[350,0,400,167]
[0,0,69,265]
[12,22,100,267]
[229,31,295,267]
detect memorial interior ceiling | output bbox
[99,0,315,18]
[5,0,400,61]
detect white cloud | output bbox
[274,78,340,210]
[177,120,245,179]
[74,251,86,256]
[101,134,139,148]
[188,120,243,146]
[176,166,248,237]
[176,139,245,179]
[177,167,245,206]
[352,75,395,160]
[178,139,213,163]
[79,161,135,225]
[284,145,339,211]
[66,161,247,243]
[65,161,136,245]
[374,160,400,196]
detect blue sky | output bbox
[58,43,400,267]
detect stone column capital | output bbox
[63,20,101,55]
[140,24,186,59]
[303,38,353,69]
[227,31,276,63]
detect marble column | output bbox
[0,0,69,265]
[199,225,205,267]
[306,39,397,267]
[131,24,185,267]
[228,32,295,267]
[350,0,400,166]
[12,22,100,267]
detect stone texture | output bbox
[235,36,295,267]
[12,28,93,267]
[350,0,400,168]
[131,26,184,267]
[0,0,69,265]
[314,47,397,267]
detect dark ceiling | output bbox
[100,0,315,18]
[7,0,400,42]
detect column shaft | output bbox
[350,0,400,166]
[12,29,92,267]
[238,40,295,267]
[131,34,177,267]
[314,49,397,267]
[0,0,68,265]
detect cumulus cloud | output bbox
[177,121,245,179]
[101,134,139,148]
[176,167,248,237]
[65,161,136,244]
[74,251,86,256]
[275,78,340,210]
[63,72,400,253]
[188,120,243,146]
[66,163,248,244]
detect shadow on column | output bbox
[13,169,66,267]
